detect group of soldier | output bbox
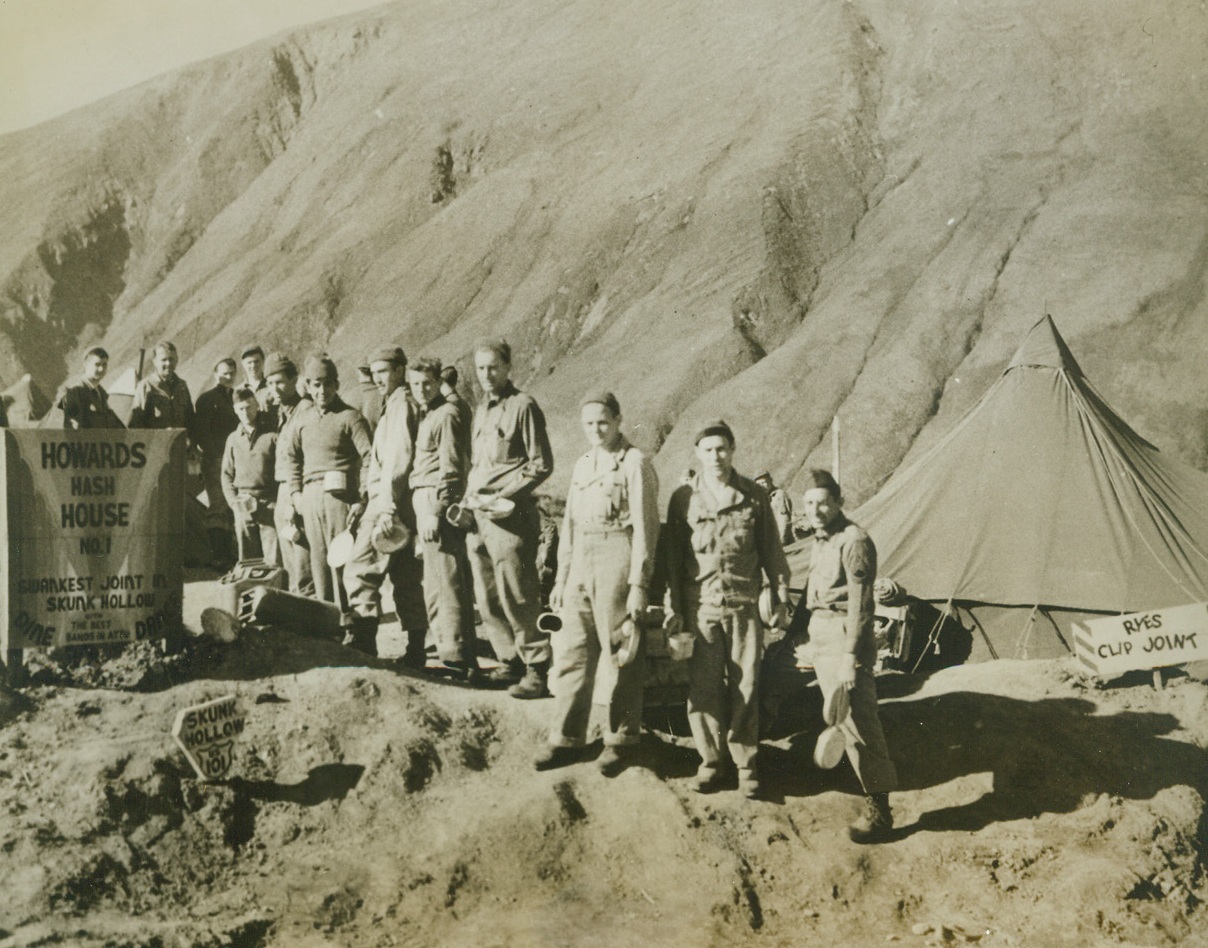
[55,337,898,844]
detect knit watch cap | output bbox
[303,354,338,382]
[581,391,621,417]
[694,418,735,446]
[263,352,295,378]
[367,346,406,368]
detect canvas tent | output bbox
[789,316,1208,661]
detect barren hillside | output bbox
[1,0,1206,502]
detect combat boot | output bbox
[486,656,524,685]
[399,628,428,670]
[848,792,893,844]
[596,745,632,778]
[343,616,379,658]
[508,661,550,699]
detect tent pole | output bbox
[831,416,840,483]
[1016,604,1039,659]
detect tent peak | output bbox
[1006,315,1083,375]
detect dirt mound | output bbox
[2,624,1206,946]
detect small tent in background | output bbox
[790,316,1208,661]
[1,374,52,427]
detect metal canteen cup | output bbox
[536,612,563,634]
[445,503,474,529]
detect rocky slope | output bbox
[1,0,1206,504]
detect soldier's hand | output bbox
[838,653,858,690]
[418,513,440,545]
[346,502,366,529]
[663,610,683,637]
[549,587,563,613]
[627,585,649,621]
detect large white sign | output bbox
[1072,602,1208,677]
[2,430,185,648]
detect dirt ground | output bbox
[1,585,1206,948]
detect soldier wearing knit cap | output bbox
[535,391,659,774]
[663,418,790,798]
[265,352,314,593]
[342,345,428,660]
[795,468,898,842]
[284,354,373,605]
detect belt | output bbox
[236,487,272,496]
[578,524,632,536]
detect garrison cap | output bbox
[581,391,621,417]
[694,418,735,446]
[367,346,406,368]
[304,354,338,383]
[263,352,295,378]
[802,468,841,498]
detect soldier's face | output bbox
[266,372,295,404]
[84,356,107,384]
[216,362,236,388]
[243,354,265,381]
[694,435,734,480]
[407,369,440,406]
[802,487,842,532]
[371,360,405,396]
[580,403,621,449]
[307,377,338,408]
[154,349,177,379]
[475,350,510,395]
[234,396,259,428]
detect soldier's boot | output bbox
[487,656,525,684]
[508,661,550,699]
[596,745,633,778]
[399,628,428,670]
[343,616,379,658]
[848,792,893,844]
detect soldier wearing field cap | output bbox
[536,391,659,775]
[466,339,555,698]
[797,468,898,843]
[664,419,790,798]
[284,354,372,604]
[754,471,795,547]
[342,346,428,662]
[265,353,314,593]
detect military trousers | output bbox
[343,497,427,635]
[202,454,233,532]
[467,499,550,666]
[233,491,278,565]
[808,613,898,794]
[687,599,763,775]
[414,488,477,663]
[300,480,354,604]
[549,530,644,748]
[275,483,314,596]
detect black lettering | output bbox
[131,442,146,468]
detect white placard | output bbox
[1072,602,1208,677]
[172,695,246,781]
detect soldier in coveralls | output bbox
[536,392,659,776]
[664,420,790,798]
[797,468,898,842]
